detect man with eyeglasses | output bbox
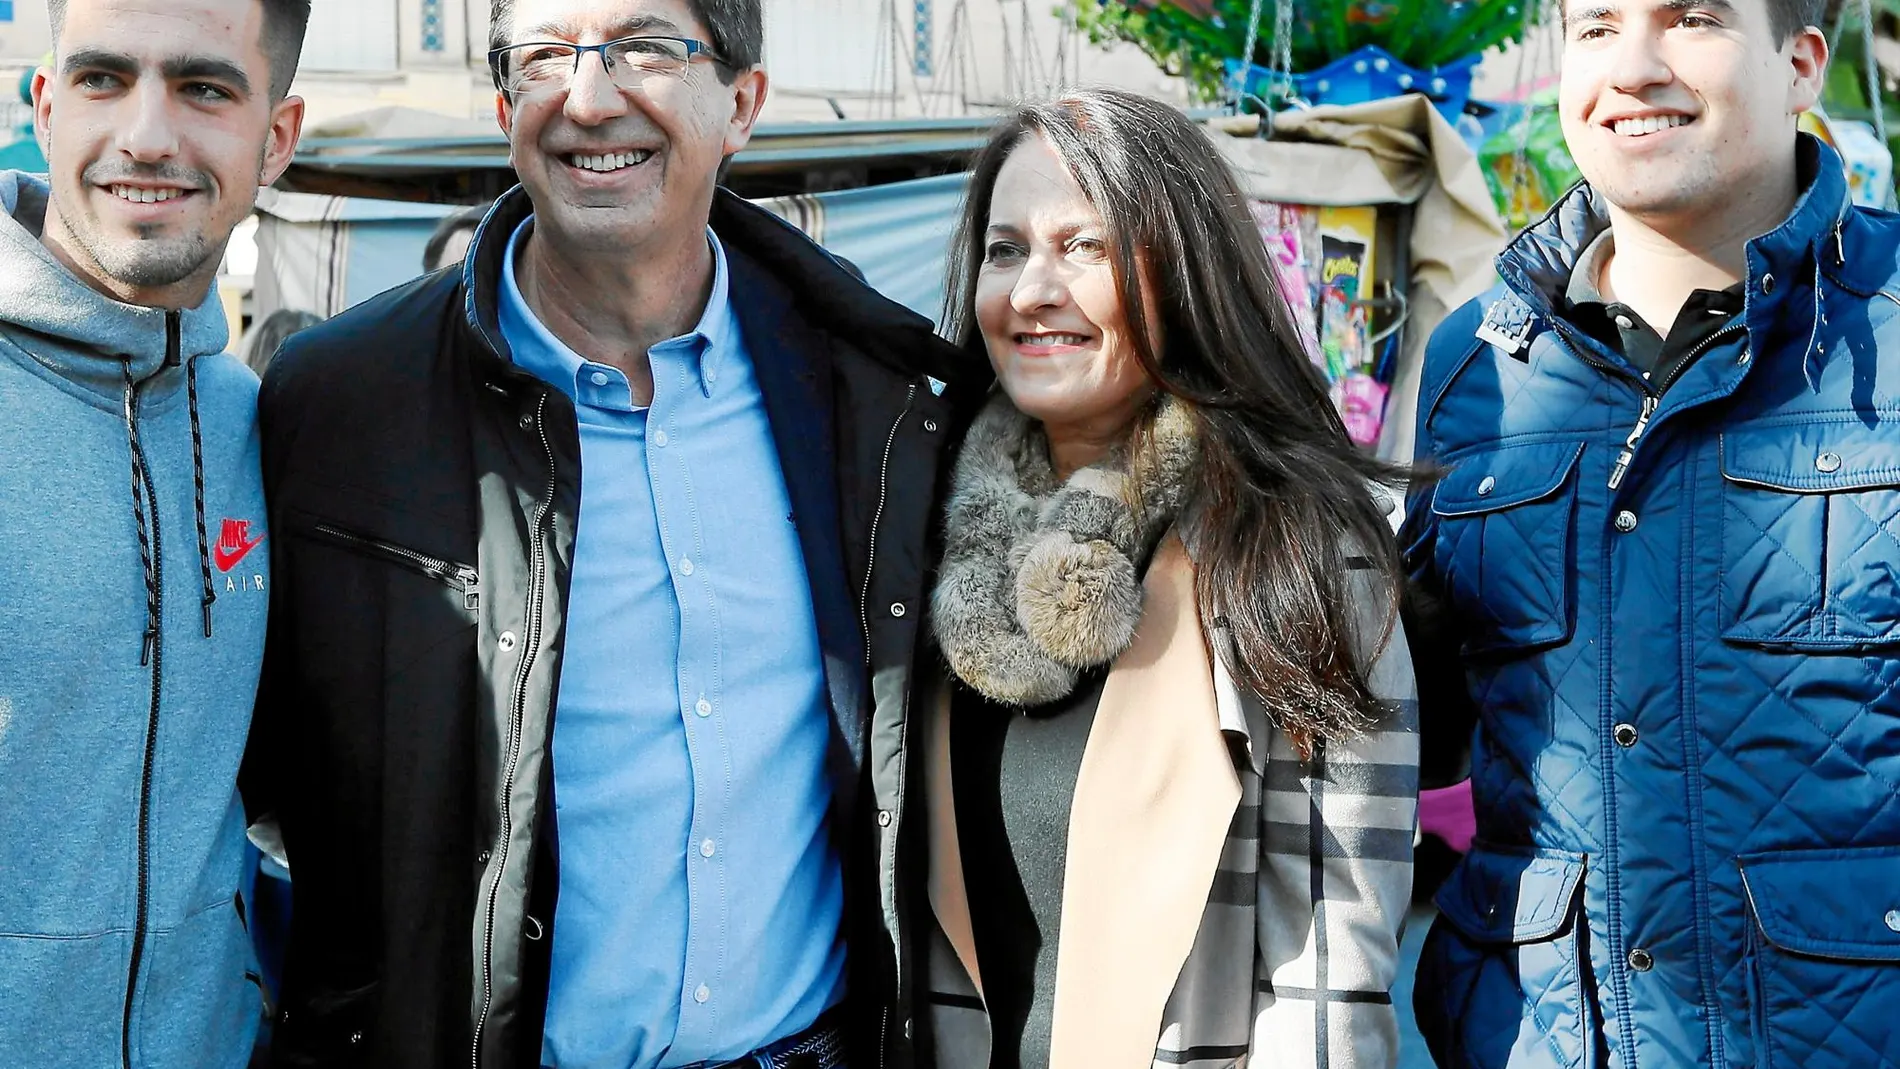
[241,0,979,1066]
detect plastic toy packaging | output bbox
[1249,200,1390,448]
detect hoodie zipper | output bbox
[119,312,179,1069]
[471,390,555,1068]
[309,524,480,610]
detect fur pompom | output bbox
[1015,533,1142,668]
[930,391,1197,707]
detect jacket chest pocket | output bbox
[1719,426,1900,649]
[1431,441,1585,656]
[284,513,481,685]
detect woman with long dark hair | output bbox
[917,88,1419,1069]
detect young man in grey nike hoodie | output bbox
[0,1,308,1066]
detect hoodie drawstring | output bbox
[185,357,216,638]
[123,313,217,666]
[122,365,160,666]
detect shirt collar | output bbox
[1565,228,1616,309]
[496,215,737,403]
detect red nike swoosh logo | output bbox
[213,533,267,573]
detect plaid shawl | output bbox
[924,539,1420,1069]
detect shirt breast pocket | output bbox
[1720,424,1900,649]
[1431,441,1585,657]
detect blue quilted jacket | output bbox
[1403,136,1900,1069]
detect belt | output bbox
[689,1008,848,1069]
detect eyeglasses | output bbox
[488,35,727,95]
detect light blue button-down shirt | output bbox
[499,218,847,1069]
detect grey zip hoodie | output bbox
[0,171,268,1068]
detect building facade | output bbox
[0,0,1185,128]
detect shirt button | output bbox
[694,984,711,1003]
[890,602,907,618]
[653,429,669,448]
[1614,511,1638,533]
[589,371,609,387]
[699,839,716,858]
[498,630,518,652]
[1628,947,1654,972]
[695,698,713,717]
[679,558,695,576]
[1816,451,1843,474]
[1613,723,1639,747]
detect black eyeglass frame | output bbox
[487,34,729,94]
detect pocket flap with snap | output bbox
[1739,845,1900,962]
[1435,843,1588,944]
[1722,424,1900,494]
[1434,442,1586,517]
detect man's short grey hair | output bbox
[48,0,312,101]
[489,0,763,79]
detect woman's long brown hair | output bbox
[943,88,1412,741]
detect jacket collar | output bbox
[1490,134,1850,368]
[457,184,975,397]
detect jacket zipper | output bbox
[471,391,555,1068]
[860,384,918,656]
[119,313,178,1069]
[309,523,480,610]
[1606,323,1745,490]
[863,383,918,1069]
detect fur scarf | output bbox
[930,390,1198,706]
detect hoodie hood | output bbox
[0,171,229,395]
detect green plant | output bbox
[1075,0,1535,102]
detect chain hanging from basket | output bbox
[1228,0,1296,118]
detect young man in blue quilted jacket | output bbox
[1402,1,1900,1066]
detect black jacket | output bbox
[244,187,984,1068]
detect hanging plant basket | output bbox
[1225,45,1483,121]
[1077,0,1530,104]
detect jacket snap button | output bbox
[518,414,534,431]
[1760,273,1775,294]
[1628,948,1654,972]
[498,631,518,652]
[924,419,939,433]
[348,1031,364,1045]
[1738,350,1752,367]
[477,849,492,864]
[890,602,907,618]
[1614,723,1639,747]
[1885,909,1900,933]
[1817,452,1843,474]
[1614,511,1638,533]
[1477,475,1496,496]
[877,809,893,827]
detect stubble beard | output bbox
[74,222,217,289]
